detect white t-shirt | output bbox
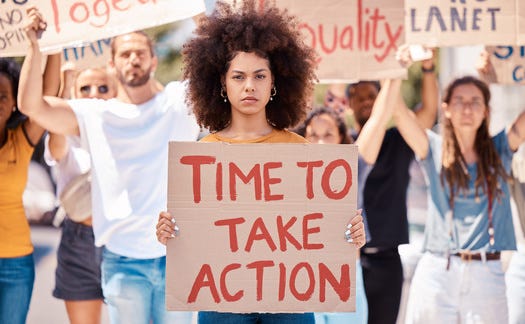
[44,135,91,197]
[69,81,200,258]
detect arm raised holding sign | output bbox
[395,73,525,322]
[19,5,202,324]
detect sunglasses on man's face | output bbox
[79,84,109,95]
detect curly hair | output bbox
[0,58,25,129]
[182,0,318,132]
[440,76,508,203]
[294,106,352,144]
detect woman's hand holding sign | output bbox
[156,211,179,246]
[346,209,366,249]
[157,210,366,248]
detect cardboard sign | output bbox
[274,0,406,82]
[519,1,525,44]
[0,0,205,57]
[405,0,517,46]
[61,38,112,70]
[485,46,525,85]
[166,142,358,313]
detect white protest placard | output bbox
[166,142,358,313]
[405,0,517,46]
[485,46,525,85]
[274,0,406,82]
[0,0,205,57]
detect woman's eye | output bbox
[256,74,266,79]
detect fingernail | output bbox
[346,238,354,243]
[345,229,351,236]
[171,218,176,223]
[346,223,353,229]
[170,234,175,238]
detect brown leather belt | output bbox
[453,252,500,261]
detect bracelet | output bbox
[421,64,435,73]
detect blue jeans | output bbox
[198,312,314,324]
[101,248,193,324]
[0,254,35,324]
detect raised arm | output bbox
[18,7,79,137]
[22,35,62,145]
[395,45,439,130]
[42,53,61,97]
[393,82,429,160]
[475,49,498,84]
[355,79,400,164]
[416,49,439,129]
[508,111,525,152]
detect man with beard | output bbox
[347,51,438,324]
[18,8,200,324]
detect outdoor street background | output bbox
[28,225,110,324]
[25,45,523,324]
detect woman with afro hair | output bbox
[156,1,367,323]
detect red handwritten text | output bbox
[49,0,157,32]
[299,0,403,63]
[187,260,350,303]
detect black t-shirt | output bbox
[354,127,414,248]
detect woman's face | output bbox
[305,114,342,144]
[443,83,488,132]
[223,51,273,122]
[74,69,117,100]
[0,73,15,128]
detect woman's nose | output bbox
[245,79,255,92]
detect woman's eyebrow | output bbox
[231,68,269,74]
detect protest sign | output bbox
[166,142,358,313]
[405,0,517,46]
[61,38,111,70]
[274,0,406,82]
[519,1,525,44]
[0,0,205,57]
[485,46,525,85]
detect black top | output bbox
[354,127,414,248]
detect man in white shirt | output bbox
[19,8,200,324]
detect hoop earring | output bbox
[220,88,228,103]
[12,106,16,112]
[270,86,277,101]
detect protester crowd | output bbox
[1,0,525,324]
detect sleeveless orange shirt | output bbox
[0,125,35,257]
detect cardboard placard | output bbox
[61,38,112,70]
[485,46,525,85]
[0,0,205,57]
[519,1,525,44]
[274,0,407,82]
[405,0,517,46]
[166,142,358,313]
